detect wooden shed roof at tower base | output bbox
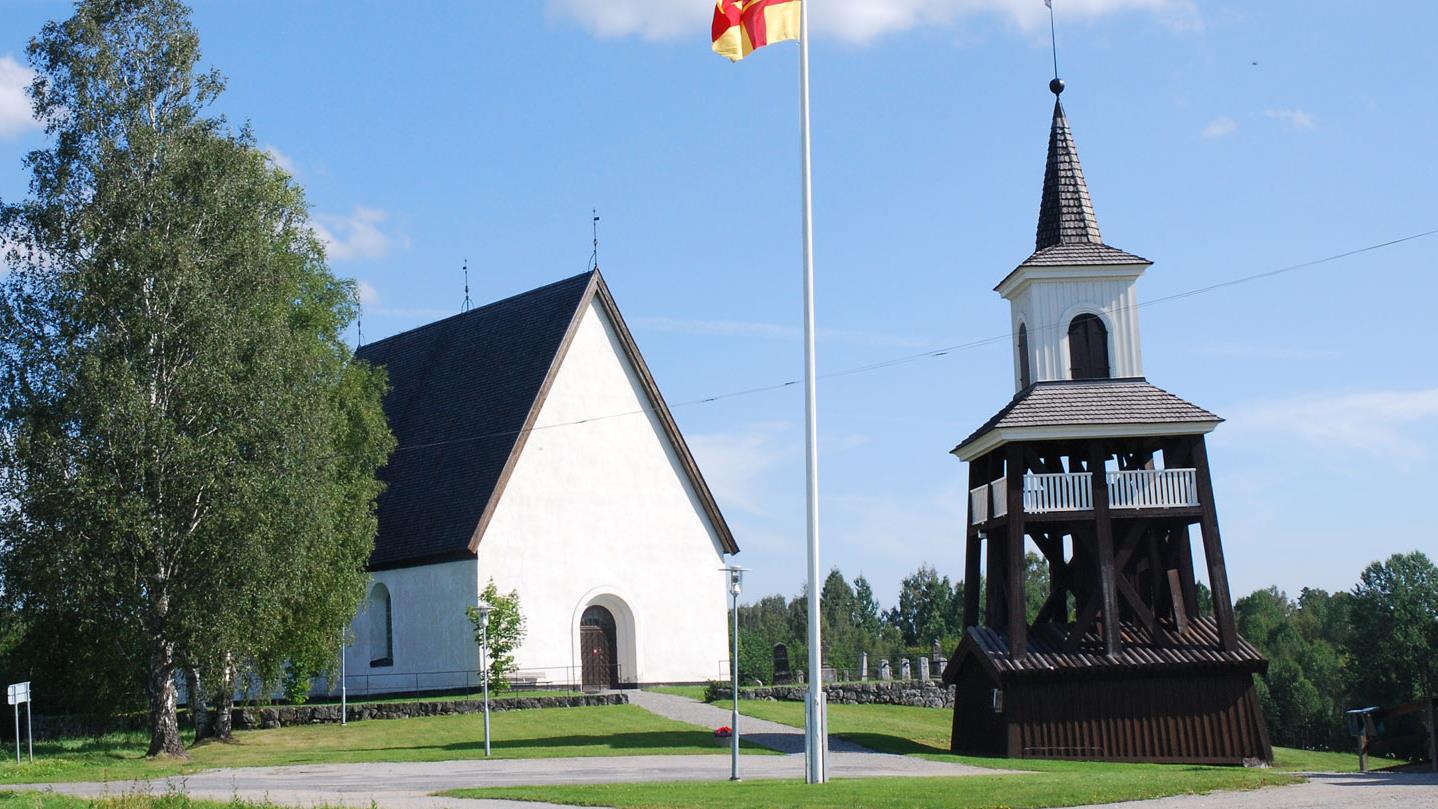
[952,378,1223,461]
[941,617,1267,685]
[355,270,738,570]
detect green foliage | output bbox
[466,581,525,691]
[886,564,954,648]
[0,0,393,754]
[1346,551,1438,706]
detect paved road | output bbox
[6,750,1002,809]
[1079,771,1438,808]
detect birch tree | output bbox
[0,0,392,757]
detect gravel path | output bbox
[626,689,874,754]
[1077,771,1438,808]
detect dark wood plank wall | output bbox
[1003,672,1272,763]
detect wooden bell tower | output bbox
[940,81,1272,765]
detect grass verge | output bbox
[0,793,328,809]
[443,767,1300,809]
[0,704,772,785]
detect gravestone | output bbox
[918,656,930,681]
[859,651,869,680]
[900,658,912,680]
[879,659,891,681]
[931,639,943,662]
[935,656,947,676]
[772,643,791,685]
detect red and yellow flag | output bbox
[711,0,801,62]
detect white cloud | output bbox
[1265,108,1317,131]
[549,0,1197,45]
[262,144,297,175]
[686,422,795,515]
[0,54,40,139]
[312,206,404,262]
[356,280,380,306]
[1201,116,1237,139]
[632,316,927,348]
[1224,388,1438,459]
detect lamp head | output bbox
[475,599,492,630]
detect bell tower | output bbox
[1001,79,1150,393]
[940,81,1272,766]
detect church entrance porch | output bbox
[580,605,619,690]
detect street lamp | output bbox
[721,564,748,781]
[475,599,492,757]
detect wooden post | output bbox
[1358,727,1368,773]
[1088,441,1122,657]
[1428,696,1437,773]
[1006,444,1027,658]
[964,531,983,630]
[964,458,985,630]
[1191,437,1239,651]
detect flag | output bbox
[711,0,802,62]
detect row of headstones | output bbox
[772,642,948,684]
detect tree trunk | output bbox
[185,666,210,743]
[146,637,187,758]
[211,656,235,741]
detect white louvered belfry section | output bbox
[968,469,1199,525]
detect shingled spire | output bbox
[1005,80,1148,274]
[1036,82,1102,250]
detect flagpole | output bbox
[798,0,827,786]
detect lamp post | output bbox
[722,565,747,781]
[475,599,492,757]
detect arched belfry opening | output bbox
[1017,323,1032,388]
[368,583,393,667]
[1067,313,1110,379]
[580,605,618,690]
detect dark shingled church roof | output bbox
[356,271,737,570]
[942,618,1267,683]
[1007,95,1150,276]
[953,379,1221,457]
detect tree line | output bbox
[735,550,1437,755]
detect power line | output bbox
[387,226,1438,454]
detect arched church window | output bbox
[1017,323,1031,388]
[368,583,393,667]
[1067,313,1110,380]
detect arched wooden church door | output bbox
[580,605,618,690]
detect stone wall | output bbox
[13,693,627,740]
[231,693,627,729]
[713,680,954,709]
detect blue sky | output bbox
[2,0,1435,609]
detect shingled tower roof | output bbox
[1036,97,1103,250]
[1010,83,1149,274]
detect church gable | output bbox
[357,271,734,572]
[475,284,736,557]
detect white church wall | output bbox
[477,298,731,686]
[343,558,479,696]
[1006,270,1144,389]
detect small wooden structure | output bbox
[942,80,1271,765]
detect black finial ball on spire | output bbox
[1049,77,1065,96]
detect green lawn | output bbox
[445,767,1300,809]
[726,698,1368,773]
[0,704,772,785]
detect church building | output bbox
[343,270,738,693]
[940,80,1272,764]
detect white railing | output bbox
[1025,472,1094,513]
[968,468,1199,524]
[969,484,990,524]
[1107,468,1199,510]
